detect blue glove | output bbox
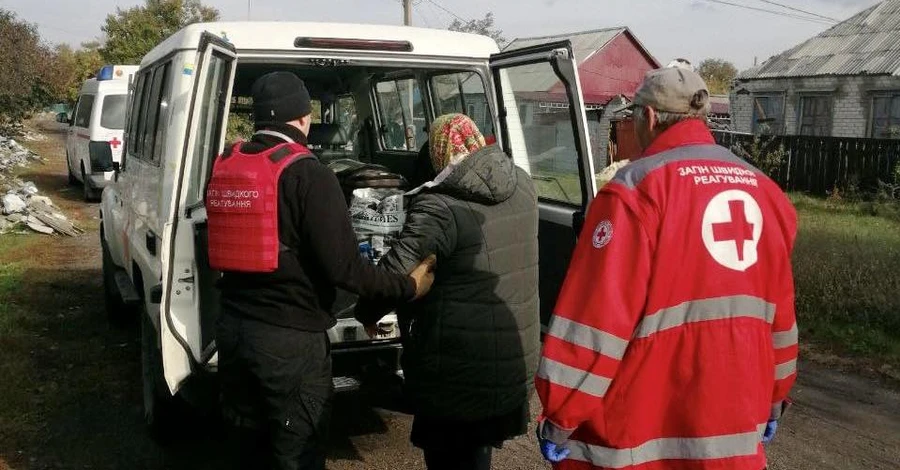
[536,423,571,463]
[762,420,778,444]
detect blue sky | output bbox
[0,0,882,70]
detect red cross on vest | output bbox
[712,200,754,261]
[109,137,121,149]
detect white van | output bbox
[98,22,600,429]
[59,65,139,201]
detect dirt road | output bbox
[0,121,897,470]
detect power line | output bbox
[756,0,840,23]
[427,0,468,23]
[690,0,836,25]
[415,6,433,27]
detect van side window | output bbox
[375,78,426,152]
[74,94,95,128]
[146,63,172,165]
[189,52,233,204]
[128,72,152,158]
[431,72,495,139]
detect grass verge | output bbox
[791,194,900,370]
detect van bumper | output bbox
[87,171,115,189]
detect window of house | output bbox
[375,78,426,151]
[430,72,495,139]
[74,94,95,128]
[798,95,833,136]
[871,94,900,138]
[752,95,784,134]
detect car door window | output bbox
[100,95,127,130]
[74,95,95,128]
[188,51,234,204]
[431,72,495,140]
[375,78,426,151]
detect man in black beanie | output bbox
[208,71,435,470]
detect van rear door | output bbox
[159,32,237,393]
[490,41,598,327]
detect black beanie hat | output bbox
[251,71,313,125]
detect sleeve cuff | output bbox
[539,418,576,445]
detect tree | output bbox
[101,0,219,64]
[448,12,507,47]
[697,59,738,95]
[0,9,61,134]
[54,42,104,105]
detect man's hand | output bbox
[364,323,391,339]
[536,426,571,463]
[762,420,778,444]
[408,254,437,300]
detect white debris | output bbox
[26,215,54,235]
[0,131,80,236]
[2,193,26,214]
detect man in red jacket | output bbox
[535,67,798,470]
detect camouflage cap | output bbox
[631,67,710,114]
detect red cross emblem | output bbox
[109,137,122,149]
[712,200,755,261]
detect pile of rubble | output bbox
[0,136,82,237]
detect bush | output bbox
[730,131,786,180]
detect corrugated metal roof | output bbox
[740,0,900,79]
[502,28,627,92]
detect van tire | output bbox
[142,308,180,442]
[101,230,136,325]
[66,154,77,185]
[82,166,100,202]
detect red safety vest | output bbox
[205,140,313,273]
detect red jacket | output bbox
[536,120,798,470]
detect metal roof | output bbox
[503,28,628,92]
[740,0,900,79]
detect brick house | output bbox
[731,0,900,138]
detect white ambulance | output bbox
[59,65,138,201]
[98,22,600,430]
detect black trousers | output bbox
[423,446,492,470]
[218,314,333,470]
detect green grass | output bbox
[791,194,900,366]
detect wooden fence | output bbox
[712,131,900,196]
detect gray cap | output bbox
[631,67,710,114]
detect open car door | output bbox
[490,41,598,327]
[160,32,237,393]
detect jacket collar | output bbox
[253,123,308,147]
[641,119,715,157]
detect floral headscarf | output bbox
[429,114,486,172]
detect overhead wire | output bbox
[689,0,836,25]
[426,0,469,23]
[756,0,841,23]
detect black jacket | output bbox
[358,145,540,422]
[217,124,415,331]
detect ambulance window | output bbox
[127,73,150,159]
[100,95,127,130]
[190,52,233,203]
[375,78,426,152]
[310,100,323,124]
[431,72,495,140]
[131,72,154,158]
[150,63,172,164]
[74,94,95,128]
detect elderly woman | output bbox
[357,113,540,470]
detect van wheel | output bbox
[66,154,77,185]
[82,167,100,202]
[102,231,135,325]
[142,308,180,442]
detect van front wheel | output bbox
[142,308,179,442]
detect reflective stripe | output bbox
[547,316,630,360]
[567,430,762,468]
[757,422,768,439]
[536,358,611,398]
[773,323,799,349]
[635,295,776,339]
[775,359,797,380]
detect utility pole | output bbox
[403,0,413,26]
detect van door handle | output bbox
[146,231,157,256]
